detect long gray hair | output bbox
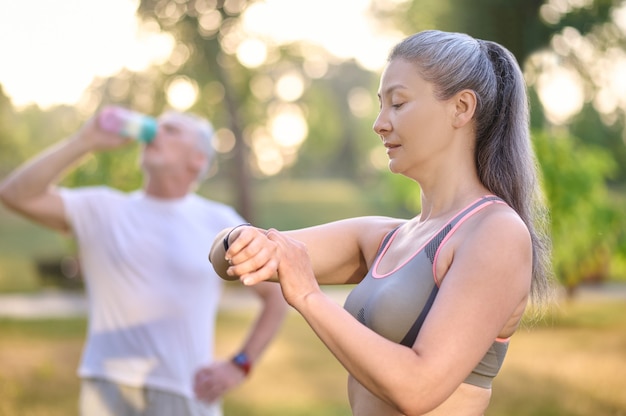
[389,30,553,308]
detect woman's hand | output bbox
[225,226,280,285]
[226,227,321,308]
[264,229,321,309]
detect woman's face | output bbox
[373,58,456,178]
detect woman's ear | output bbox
[451,89,477,128]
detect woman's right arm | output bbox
[209,216,404,285]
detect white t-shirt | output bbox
[60,187,245,399]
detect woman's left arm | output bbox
[209,217,403,285]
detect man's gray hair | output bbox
[163,110,215,181]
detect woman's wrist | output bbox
[223,223,252,251]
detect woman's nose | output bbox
[372,112,390,136]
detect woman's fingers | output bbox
[239,258,281,286]
[225,227,280,283]
[266,232,320,308]
[224,226,261,260]
[224,227,315,289]
[266,232,309,270]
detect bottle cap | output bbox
[136,117,157,143]
[119,115,157,143]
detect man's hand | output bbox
[76,113,135,152]
[193,360,247,403]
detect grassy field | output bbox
[0,299,625,415]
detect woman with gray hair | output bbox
[210,30,553,415]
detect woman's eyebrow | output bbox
[377,84,408,99]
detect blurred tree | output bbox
[132,0,626,192]
[569,104,626,183]
[0,91,84,178]
[2,0,626,289]
[132,0,392,220]
[396,0,626,176]
[395,0,623,63]
[295,62,380,180]
[135,0,257,220]
[64,69,168,191]
[0,84,19,178]
[534,130,622,292]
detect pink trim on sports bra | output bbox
[432,197,507,285]
[372,196,504,282]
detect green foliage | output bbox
[63,145,145,191]
[534,130,624,289]
[251,178,400,230]
[556,0,621,34]
[400,0,551,62]
[570,103,626,183]
[0,96,77,178]
[296,63,380,180]
[399,0,625,64]
[377,172,421,216]
[0,206,71,292]
[0,317,87,339]
[294,79,348,176]
[0,258,39,292]
[0,85,19,177]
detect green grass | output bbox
[0,205,71,292]
[1,300,625,415]
[487,300,626,416]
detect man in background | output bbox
[0,107,287,416]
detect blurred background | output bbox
[0,0,625,415]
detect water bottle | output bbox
[98,106,157,143]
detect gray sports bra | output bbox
[344,195,509,389]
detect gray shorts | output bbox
[79,378,222,416]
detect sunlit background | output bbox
[0,0,172,108]
[0,0,399,108]
[3,0,624,129]
[0,0,411,177]
[1,2,626,414]
[0,0,626,185]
